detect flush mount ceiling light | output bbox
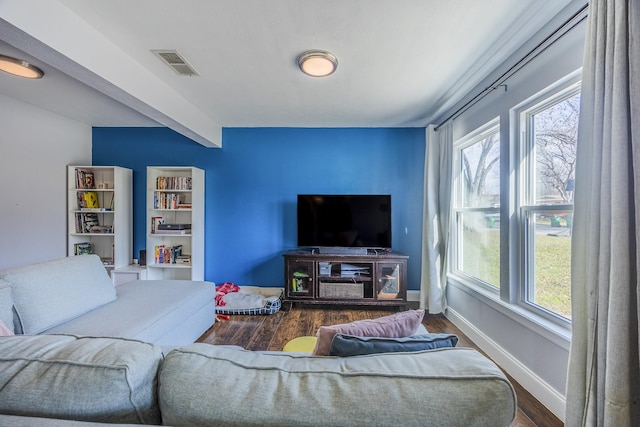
[0,54,44,79]
[297,50,338,77]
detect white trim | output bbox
[407,289,420,302]
[446,307,566,422]
[448,278,571,349]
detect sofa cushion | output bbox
[43,279,216,347]
[159,344,517,427]
[0,255,116,334]
[312,309,425,355]
[0,414,146,426]
[329,333,459,357]
[0,279,14,334]
[0,334,162,424]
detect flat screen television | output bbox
[297,194,392,250]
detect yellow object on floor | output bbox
[282,336,317,353]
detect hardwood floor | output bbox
[197,305,562,427]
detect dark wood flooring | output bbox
[197,305,562,427]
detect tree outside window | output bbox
[523,88,580,320]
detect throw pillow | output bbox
[329,333,459,357]
[312,309,425,356]
[0,319,13,336]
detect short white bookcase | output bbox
[67,165,133,272]
[146,166,204,280]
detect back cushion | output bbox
[0,280,14,334]
[1,255,116,334]
[0,334,162,424]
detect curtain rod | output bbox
[434,3,589,131]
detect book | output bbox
[154,229,190,235]
[74,242,93,255]
[157,223,191,230]
[83,191,99,209]
[151,216,164,233]
[82,213,99,233]
[76,168,95,189]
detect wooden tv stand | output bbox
[283,249,408,308]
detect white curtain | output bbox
[565,0,640,425]
[420,122,453,314]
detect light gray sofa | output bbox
[0,334,517,426]
[0,255,517,426]
[0,255,216,347]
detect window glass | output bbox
[522,88,579,320]
[453,124,500,289]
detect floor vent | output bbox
[151,50,199,76]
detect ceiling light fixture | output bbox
[0,54,44,79]
[297,50,338,77]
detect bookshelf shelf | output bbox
[67,166,132,273]
[146,166,204,281]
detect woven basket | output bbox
[319,282,363,299]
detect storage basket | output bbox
[319,282,363,299]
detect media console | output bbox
[283,249,408,308]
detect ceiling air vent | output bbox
[151,50,199,76]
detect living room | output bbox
[1,1,637,425]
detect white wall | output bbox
[0,93,91,269]
[438,1,586,421]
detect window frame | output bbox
[514,75,581,325]
[451,117,501,292]
[447,71,580,330]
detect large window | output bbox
[519,82,580,320]
[450,75,580,325]
[452,119,501,289]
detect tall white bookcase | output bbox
[146,166,204,281]
[67,166,133,272]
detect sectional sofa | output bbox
[0,255,517,426]
[0,255,215,346]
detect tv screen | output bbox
[297,194,392,249]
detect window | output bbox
[449,74,580,325]
[452,119,501,289]
[519,81,580,321]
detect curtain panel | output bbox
[420,123,453,314]
[565,0,640,425]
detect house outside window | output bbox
[452,119,501,289]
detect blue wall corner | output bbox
[92,127,425,290]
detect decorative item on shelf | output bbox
[75,169,95,189]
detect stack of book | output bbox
[154,224,191,235]
[154,244,186,264]
[156,176,192,190]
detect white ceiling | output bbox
[0,0,575,148]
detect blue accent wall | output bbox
[92,127,425,290]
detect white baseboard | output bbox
[445,307,566,422]
[407,290,420,302]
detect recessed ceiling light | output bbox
[0,54,44,79]
[298,50,338,77]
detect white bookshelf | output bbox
[67,166,133,272]
[146,166,204,280]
